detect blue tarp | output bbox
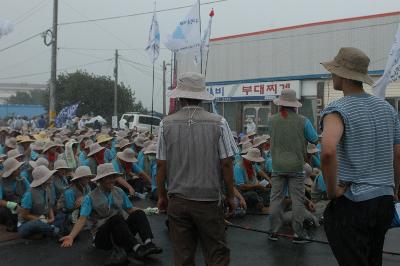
[0,104,46,118]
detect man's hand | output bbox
[225,196,235,217]
[128,187,135,197]
[60,235,74,248]
[327,184,347,200]
[239,197,247,210]
[307,201,316,212]
[157,196,168,213]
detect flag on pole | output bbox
[0,19,13,39]
[195,9,215,65]
[373,24,400,99]
[164,0,201,53]
[145,3,160,63]
[55,102,80,128]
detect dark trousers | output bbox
[94,210,154,250]
[167,197,230,266]
[324,195,394,266]
[0,206,18,230]
[118,178,146,194]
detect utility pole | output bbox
[49,0,58,127]
[114,49,118,118]
[162,60,166,116]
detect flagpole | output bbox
[205,12,213,79]
[198,0,203,74]
[151,62,155,135]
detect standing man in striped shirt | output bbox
[156,72,238,266]
[320,47,400,265]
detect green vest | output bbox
[270,112,307,173]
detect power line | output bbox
[13,0,50,26]
[58,0,228,26]
[0,58,112,80]
[120,60,162,81]
[119,56,163,71]
[58,46,169,52]
[60,0,134,49]
[0,32,44,54]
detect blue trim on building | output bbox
[206,70,384,86]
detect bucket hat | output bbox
[54,159,71,170]
[84,139,94,149]
[252,136,268,148]
[29,157,49,169]
[115,138,133,149]
[32,141,46,152]
[5,138,17,149]
[91,163,122,182]
[43,141,58,153]
[321,47,374,86]
[30,165,57,188]
[17,135,35,144]
[240,141,253,155]
[33,131,50,142]
[2,158,24,178]
[273,88,302,108]
[96,134,113,144]
[242,148,265,163]
[239,136,250,146]
[53,138,65,147]
[7,149,23,160]
[133,136,146,148]
[117,148,138,163]
[87,143,105,157]
[170,72,215,101]
[143,143,157,155]
[71,166,94,182]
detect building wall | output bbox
[177,12,400,84]
[0,83,47,104]
[0,104,46,118]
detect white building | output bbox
[177,11,400,134]
[0,83,47,104]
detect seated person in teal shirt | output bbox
[60,163,162,263]
[19,166,59,239]
[112,148,151,194]
[0,158,30,232]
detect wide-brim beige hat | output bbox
[240,141,253,155]
[96,134,113,144]
[2,158,24,178]
[239,136,250,146]
[17,135,35,144]
[242,148,265,163]
[117,148,138,163]
[54,159,72,170]
[170,72,215,101]
[5,138,17,149]
[33,131,50,142]
[43,141,58,153]
[71,166,94,182]
[31,165,57,188]
[29,157,49,169]
[115,138,133,149]
[321,47,374,86]
[143,143,157,155]
[273,88,302,108]
[87,143,105,157]
[252,136,268,148]
[91,163,122,182]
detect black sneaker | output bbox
[268,233,278,241]
[145,242,163,255]
[292,235,312,244]
[131,245,149,259]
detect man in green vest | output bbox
[268,88,318,243]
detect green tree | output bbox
[54,71,147,122]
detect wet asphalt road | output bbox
[1,200,399,266]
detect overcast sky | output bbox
[0,0,399,112]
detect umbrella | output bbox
[87,116,107,125]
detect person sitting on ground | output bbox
[112,148,151,195]
[60,163,162,264]
[87,143,106,175]
[234,148,271,213]
[56,166,93,235]
[96,134,116,163]
[42,141,59,170]
[79,139,93,167]
[18,166,60,239]
[0,158,30,232]
[52,160,73,203]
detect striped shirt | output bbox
[156,108,239,161]
[321,93,400,202]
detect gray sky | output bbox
[0,0,399,112]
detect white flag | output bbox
[164,0,201,53]
[145,5,160,63]
[373,24,400,99]
[195,9,214,65]
[0,19,14,39]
